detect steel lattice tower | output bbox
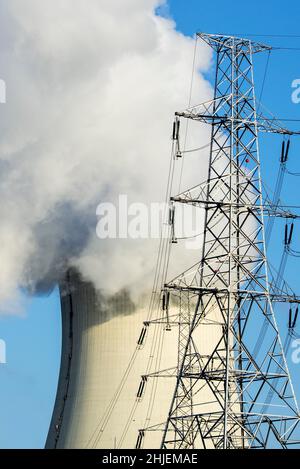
[137,33,300,450]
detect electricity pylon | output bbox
[137,33,300,449]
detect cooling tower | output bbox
[45,268,139,448]
[46,269,228,448]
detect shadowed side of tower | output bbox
[45,269,135,449]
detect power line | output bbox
[235,33,300,38]
[258,50,271,113]
[215,32,300,50]
[266,118,300,122]
[273,47,300,51]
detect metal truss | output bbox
[137,33,300,449]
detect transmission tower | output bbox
[137,33,300,449]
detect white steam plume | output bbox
[0,0,212,312]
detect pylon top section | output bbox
[197,32,272,54]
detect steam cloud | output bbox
[0,0,212,313]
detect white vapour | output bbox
[0,0,213,312]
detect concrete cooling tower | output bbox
[45,268,231,449]
[46,268,175,449]
[46,268,138,448]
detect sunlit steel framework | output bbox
[138,33,300,449]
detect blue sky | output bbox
[1,0,300,448]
